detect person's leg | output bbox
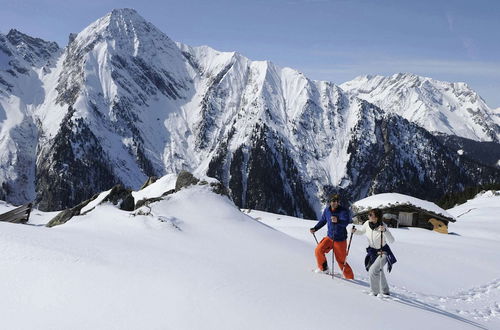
[315,237,333,271]
[380,261,390,294]
[333,240,354,279]
[368,255,387,294]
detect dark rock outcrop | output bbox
[102,184,135,211]
[135,196,165,210]
[175,171,199,191]
[46,198,93,228]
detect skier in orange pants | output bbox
[310,194,354,279]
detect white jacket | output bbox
[353,221,395,249]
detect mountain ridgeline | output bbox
[0,9,499,218]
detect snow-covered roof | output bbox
[352,193,456,222]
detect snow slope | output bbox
[1,184,498,329]
[254,190,500,328]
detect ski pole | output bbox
[380,225,384,294]
[331,243,335,279]
[312,231,319,245]
[331,216,337,279]
[342,226,355,275]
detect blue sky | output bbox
[1,0,499,107]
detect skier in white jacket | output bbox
[352,208,396,296]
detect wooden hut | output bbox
[352,193,456,233]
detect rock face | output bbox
[102,185,134,211]
[349,115,499,202]
[207,122,317,218]
[1,9,499,219]
[435,134,500,168]
[175,171,200,192]
[35,109,118,211]
[175,171,229,198]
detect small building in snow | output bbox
[352,193,456,233]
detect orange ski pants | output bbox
[315,237,354,279]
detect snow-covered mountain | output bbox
[0,29,61,204]
[340,73,500,143]
[1,9,499,217]
[340,74,500,167]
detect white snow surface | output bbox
[131,173,177,202]
[352,192,456,220]
[80,188,113,214]
[1,187,499,329]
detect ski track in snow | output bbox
[390,278,500,322]
[350,273,500,324]
[313,270,494,327]
[325,273,498,328]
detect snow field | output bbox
[1,186,498,329]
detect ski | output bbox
[311,269,344,279]
[362,290,401,302]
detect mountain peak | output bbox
[6,28,59,50]
[106,8,150,30]
[73,8,175,53]
[77,8,149,38]
[4,28,59,66]
[392,72,419,79]
[110,8,140,18]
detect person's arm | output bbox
[310,209,327,232]
[353,220,367,235]
[381,224,395,243]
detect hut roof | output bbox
[352,193,456,222]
